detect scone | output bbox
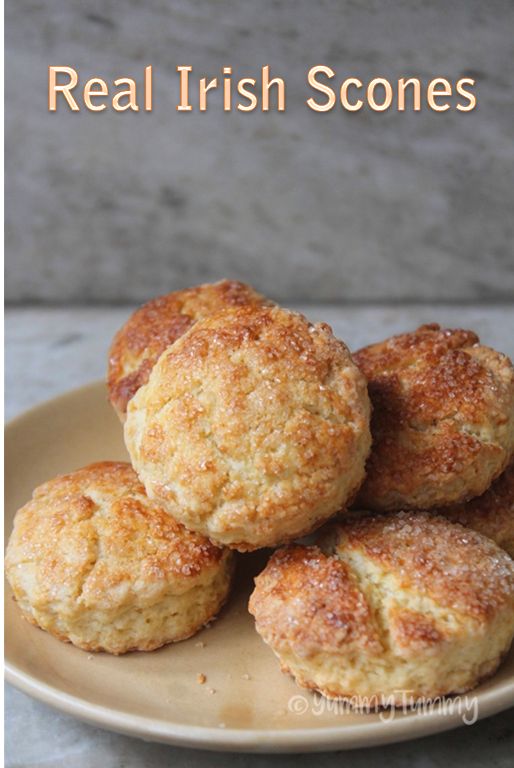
[249,512,514,703]
[108,279,271,419]
[5,462,234,654]
[125,305,372,551]
[354,324,514,511]
[434,461,514,557]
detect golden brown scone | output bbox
[353,324,514,511]
[433,462,514,557]
[125,305,372,551]
[5,462,234,654]
[108,280,272,419]
[249,512,514,703]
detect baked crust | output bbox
[108,280,271,418]
[354,324,514,510]
[434,461,514,557]
[249,512,514,702]
[125,305,372,550]
[5,461,234,654]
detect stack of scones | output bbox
[6,280,514,705]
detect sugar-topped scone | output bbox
[108,279,272,419]
[124,305,372,551]
[5,462,234,654]
[354,324,514,511]
[249,512,514,703]
[434,461,514,557]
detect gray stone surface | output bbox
[5,1,514,303]
[5,304,514,766]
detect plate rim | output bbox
[5,381,514,753]
[7,660,514,753]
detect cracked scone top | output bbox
[124,305,372,550]
[108,279,272,419]
[354,324,514,511]
[5,462,234,654]
[249,512,514,702]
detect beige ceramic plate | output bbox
[5,382,514,752]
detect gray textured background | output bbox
[5,0,514,303]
